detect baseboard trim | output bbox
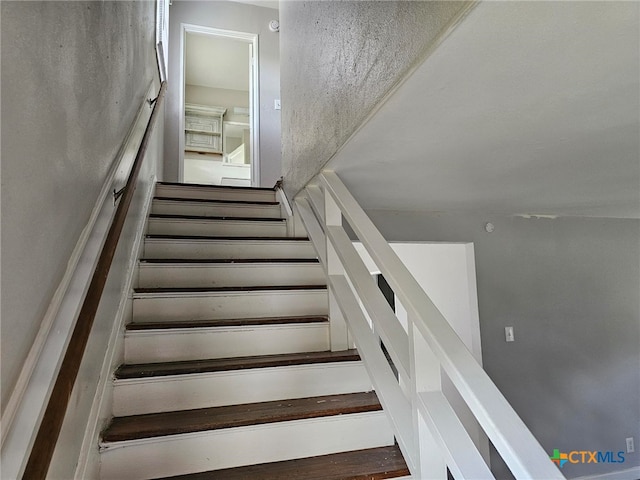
[74,174,157,480]
[276,184,309,238]
[0,80,157,480]
[572,466,640,480]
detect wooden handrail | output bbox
[21,81,166,479]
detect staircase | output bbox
[99,182,410,479]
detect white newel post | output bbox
[325,190,349,351]
[409,313,447,479]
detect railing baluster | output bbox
[325,225,410,382]
[329,274,415,472]
[293,169,565,480]
[409,314,447,479]
[293,197,327,266]
[324,189,350,350]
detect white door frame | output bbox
[179,23,260,186]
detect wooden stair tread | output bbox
[139,258,319,264]
[115,349,360,379]
[146,234,310,241]
[149,213,285,222]
[153,445,409,480]
[155,196,279,206]
[126,315,329,330]
[102,392,381,443]
[158,181,275,192]
[134,284,327,294]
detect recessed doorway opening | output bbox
[179,24,260,186]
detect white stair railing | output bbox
[293,171,564,480]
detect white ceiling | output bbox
[185,33,250,91]
[327,1,639,218]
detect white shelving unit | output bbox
[185,104,226,154]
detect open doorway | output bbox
[179,24,260,186]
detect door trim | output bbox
[179,23,260,186]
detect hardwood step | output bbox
[102,392,382,443]
[126,314,328,330]
[158,181,275,192]
[134,284,326,294]
[100,400,393,479]
[137,259,325,288]
[113,350,371,416]
[132,285,328,324]
[152,197,282,219]
[152,445,409,480]
[124,316,330,363]
[116,349,360,379]
[147,216,287,237]
[149,213,285,222]
[146,234,308,240]
[156,182,276,203]
[139,257,319,264]
[143,235,316,260]
[155,196,279,206]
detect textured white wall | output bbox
[279,0,471,198]
[0,1,157,414]
[164,1,281,186]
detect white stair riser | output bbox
[113,362,371,416]
[147,218,287,237]
[137,263,325,288]
[152,200,281,219]
[155,184,276,203]
[132,290,328,323]
[143,239,316,260]
[100,412,394,480]
[124,324,330,363]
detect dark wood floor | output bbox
[126,315,328,331]
[102,392,382,443]
[115,349,360,379]
[153,445,409,480]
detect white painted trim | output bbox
[114,361,364,388]
[99,411,393,479]
[179,23,260,186]
[100,410,388,451]
[73,175,157,480]
[571,466,640,480]
[132,288,326,300]
[275,185,295,236]
[125,322,327,337]
[318,171,564,479]
[0,81,157,480]
[294,197,327,266]
[294,170,565,480]
[113,361,369,416]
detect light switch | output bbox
[505,326,515,342]
[274,99,281,110]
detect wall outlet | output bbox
[505,326,515,342]
[626,437,634,453]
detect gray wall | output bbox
[279,0,471,198]
[1,1,157,414]
[164,0,281,186]
[366,210,640,478]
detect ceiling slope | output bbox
[327,1,640,218]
